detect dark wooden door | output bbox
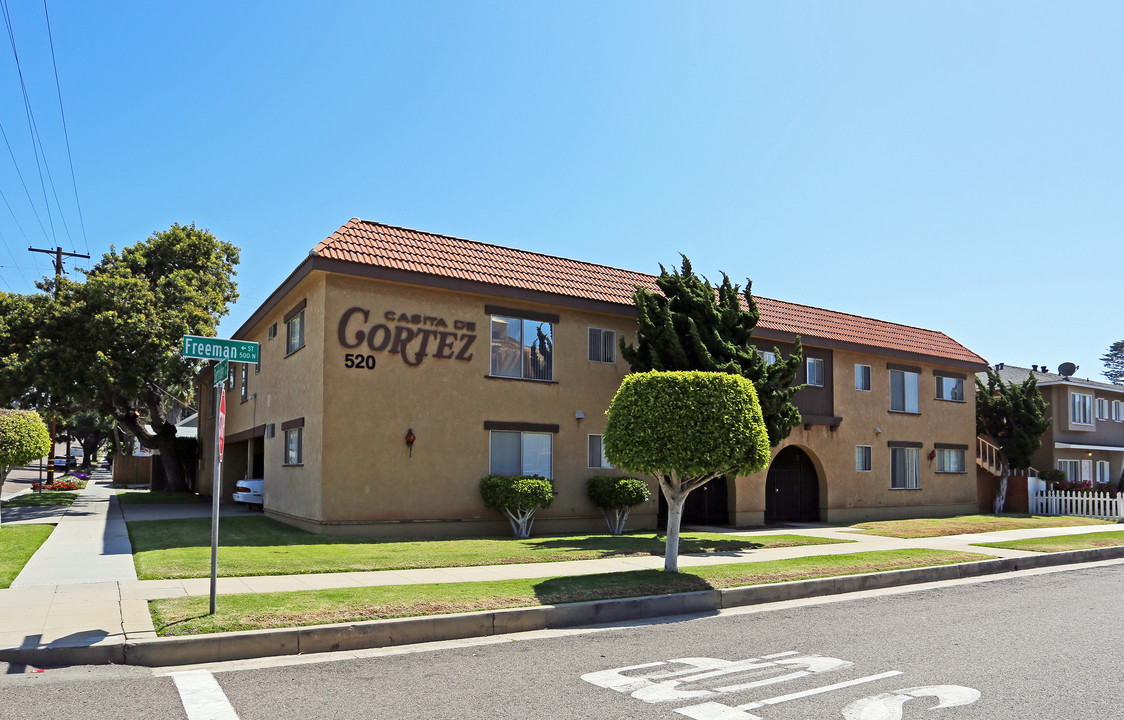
[658,476,729,528]
[765,446,820,523]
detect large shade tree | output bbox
[976,368,1051,514]
[604,371,771,572]
[0,224,238,492]
[620,257,803,447]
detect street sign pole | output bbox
[210,377,227,615]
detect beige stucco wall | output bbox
[203,267,982,535]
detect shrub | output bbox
[1037,469,1065,486]
[587,476,650,535]
[479,474,557,538]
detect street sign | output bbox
[182,335,259,363]
[213,359,229,387]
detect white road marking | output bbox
[841,685,981,720]
[171,669,240,720]
[674,671,905,719]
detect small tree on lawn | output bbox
[587,476,650,535]
[480,474,557,539]
[976,368,1050,514]
[604,371,770,572]
[0,410,51,528]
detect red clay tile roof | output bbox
[313,219,987,367]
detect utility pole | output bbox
[28,246,90,485]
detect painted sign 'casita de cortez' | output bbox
[197,218,989,537]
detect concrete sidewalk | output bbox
[2,474,1121,666]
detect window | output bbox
[490,431,552,477]
[1096,460,1111,484]
[855,364,871,391]
[268,322,277,340]
[1071,393,1092,425]
[284,427,303,465]
[806,357,825,387]
[1096,397,1109,421]
[1114,400,1124,422]
[935,376,965,402]
[490,316,553,381]
[891,447,920,489]
[588,328,616,364]
[856,446,872,472]
[226,365,235,391]
[240,364,248,402]
[286,309,305,355]
[760,350,777,365]
[588,434,614,469]
[209,385,218,418]
[889,369,920,413]
[936,448,966,473]
[1058,459,1080,482]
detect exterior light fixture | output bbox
[575,410,585,419]
[928,449,937,461]
[405,428,416,456]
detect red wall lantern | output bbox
[405,428,416,456]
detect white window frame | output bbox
[935,448,966,473]
[889,369,920,414]
[489,430,553,478]
[855,364,871,392]
[935,376,965,402]
[760,350,777,365]
[588,434,614,469]
[588,328,616,364]
[490,316,554,381]
[806,357,825,387]
[1071,393,1093,425]
[1096,460,1111,484]
[284,427,303,466]
[890,447,920,489]
[1095,397,1109,421]
[1057,459,1080,482]
[286,310,305,355]
[1113,400,1124,422]
[855,445,872,472]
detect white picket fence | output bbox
[1032,490,1124,520]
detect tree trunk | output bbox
[664,491,685,573]
[994,464,1009,515]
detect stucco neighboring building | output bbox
[197,219,988,536]
[980,364,1124,488]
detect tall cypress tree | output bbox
[620,257,803,446]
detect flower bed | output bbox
[1052,480,1118,497]
[31,475,88,492]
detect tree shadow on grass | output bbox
[531,570,715,605]
[526,533,765,558]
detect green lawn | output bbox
[150,548,991,636]
[127,516,850,580]
[1,491,77,507]
[851,514,1111,538]
[0,525,53,588]
[116,490,208,505]
[975,530,1124,553]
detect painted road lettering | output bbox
[581,652,980,719]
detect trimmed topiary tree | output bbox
[0,409,52,528]
[587,475,650,535]
[604,371,770,572]
[479,474,557,539]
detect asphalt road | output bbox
[2,562,1122,719]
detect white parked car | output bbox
[233,479,264,508]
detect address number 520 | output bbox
[343,353,377,369]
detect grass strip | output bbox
[851,514,1110,538]
[128,517,850,580]
[974,530,1124,553]
[150,548,991,636]
[0,525,53,588]
[1,492,77,508]
[116,491,208,505]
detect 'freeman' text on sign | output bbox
[182,336,260,363]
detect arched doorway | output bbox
[765,446,820,523]
[657,476,729,528]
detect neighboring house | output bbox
[197,219,988,535]
[979,364,1124,490]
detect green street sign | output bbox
[213,359,229,387]
[182,335,259,363]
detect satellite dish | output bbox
[1058,362,1078,378]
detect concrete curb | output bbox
[8,545,1124,668]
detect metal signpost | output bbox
[183,336,259,615]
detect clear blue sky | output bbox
[1,2,1120,381]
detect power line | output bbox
[0,121,51,243]
[0,222,32,287]
[41,0,86,256]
